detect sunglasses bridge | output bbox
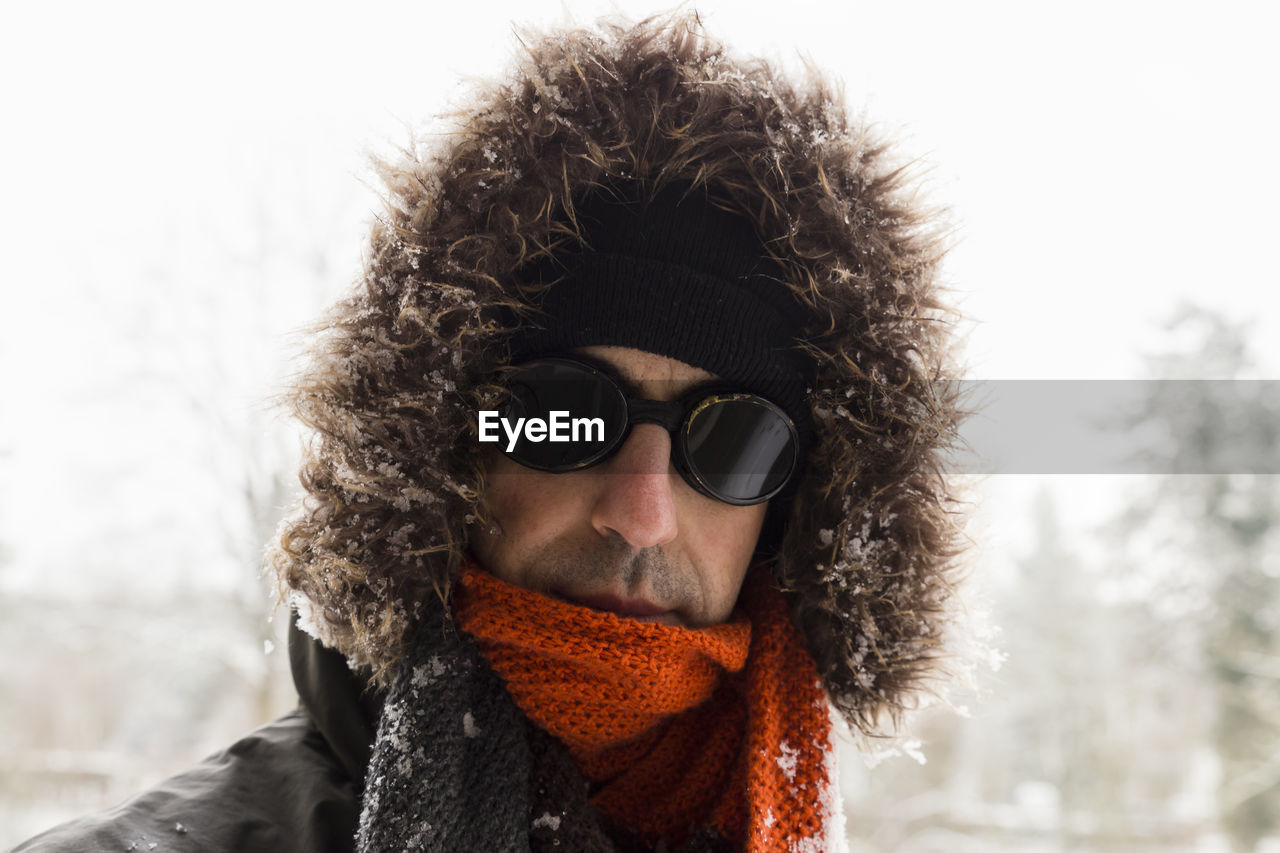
[623,398,686,435]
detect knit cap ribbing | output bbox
[509,180,812,433]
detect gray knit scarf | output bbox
[354,595,731,852]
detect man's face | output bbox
[468,345,768,627]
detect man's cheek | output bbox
[491,474,583,540]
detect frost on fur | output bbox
[265,10,971,736]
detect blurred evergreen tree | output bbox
[1108,303,1280,852]
[1002,487,1206,844]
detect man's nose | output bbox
[589,423,679,550]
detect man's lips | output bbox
[556,591,676,623]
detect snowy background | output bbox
[2,1,1278,850]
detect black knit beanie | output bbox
[510,180,811,430]
[507,181,813,552]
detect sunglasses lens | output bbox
[500,360,628,470]
[683,398,797,504]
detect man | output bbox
[14,12,965,853]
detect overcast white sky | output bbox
[2,0,1278,593]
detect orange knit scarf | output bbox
[453,564,835,851]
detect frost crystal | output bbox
[410,656,448,688]
[532,812,562,831]
[462,711,480,738]
[776,740,799,781]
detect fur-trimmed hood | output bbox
[269,11,968,737]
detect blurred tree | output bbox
[995,487,1208,846]
[1106,303,1280,852]
[83,143,367,729]
[0,142,366,849]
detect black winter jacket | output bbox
[11,620,378,853]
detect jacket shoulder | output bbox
[10,710,358,853]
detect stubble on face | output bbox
[491,525,699,611]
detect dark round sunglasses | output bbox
[491,356,799,506]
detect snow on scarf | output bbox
[356,565,841,852]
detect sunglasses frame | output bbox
[493,355,799,506]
